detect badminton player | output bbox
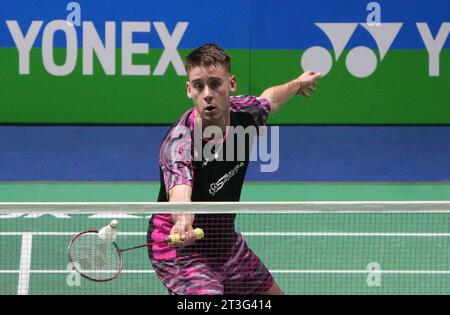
[147,43,321,295]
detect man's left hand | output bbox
[294,71,321,97]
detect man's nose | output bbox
[204,86,213,103]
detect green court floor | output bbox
[1,182,449,202]
[0,182,449,295]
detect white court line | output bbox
[0,232,146,236]
[2,269,450,275]
[1,232,450,237]
[31,270,156,274]
[270,270,450,274]
[17,233,32,295]
[242,232,450,237]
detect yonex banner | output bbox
[0,0,448,124]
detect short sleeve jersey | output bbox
[148,96,270,260]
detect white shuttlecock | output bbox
[98,219,118,242]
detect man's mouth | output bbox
[204,105,216,112]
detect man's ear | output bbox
[186,81,192,99]
[229,75,237,93]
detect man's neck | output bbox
[195,109,230,134]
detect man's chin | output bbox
[201,112,219,122]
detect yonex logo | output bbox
[301,22,450,77]
[301,23,403,78]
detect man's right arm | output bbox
[168,184,196,246]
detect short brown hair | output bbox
[184,43,231,75]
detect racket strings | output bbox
[69,232,121,281]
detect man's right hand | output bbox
[170,213,196,247]
[168,185,196,247]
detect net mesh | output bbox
[0,202,449,295]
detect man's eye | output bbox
[194,83,203,89]
[210,81,220,88]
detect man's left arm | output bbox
[259,71,321,113]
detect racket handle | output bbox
[166,228,204,245]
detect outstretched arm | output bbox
[259,71,321,114]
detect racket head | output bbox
[67,230,123,282]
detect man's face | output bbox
[186,64,237,125]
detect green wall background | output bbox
[1,48,448,124]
